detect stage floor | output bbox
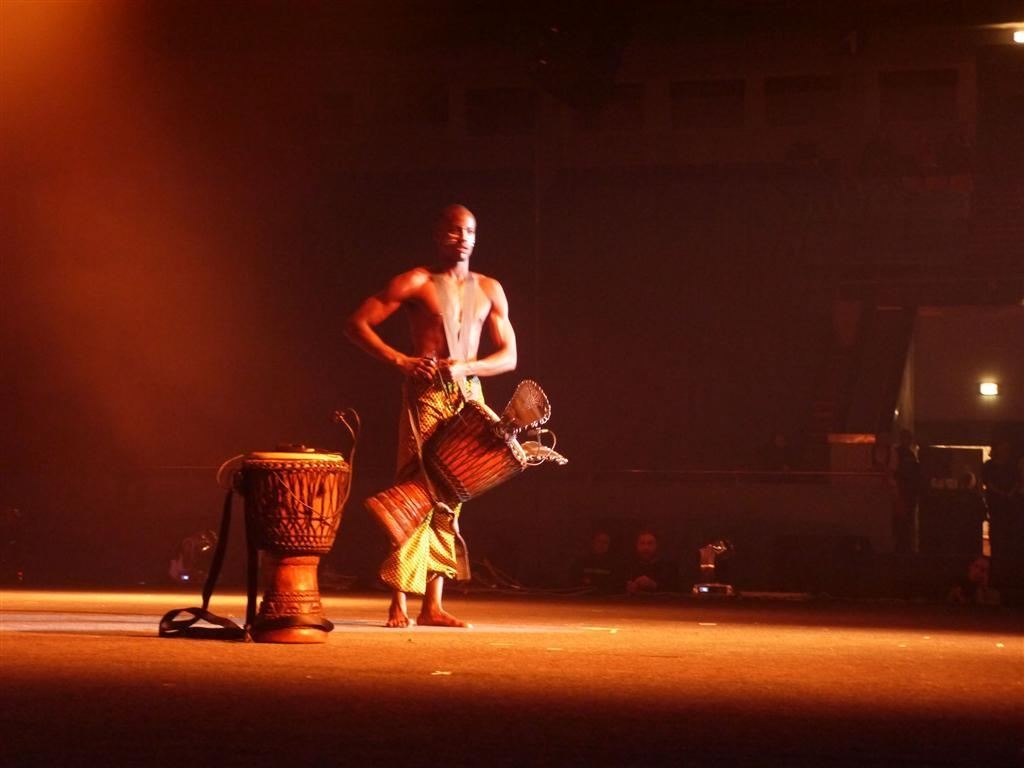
[2,589,1022,766]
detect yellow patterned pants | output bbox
[379,376,483,595]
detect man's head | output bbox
[967,556,991,587]
[590,531,611,556]
[635,530,658,562]
[434,204,477,266]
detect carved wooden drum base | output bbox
[252,555,332,644]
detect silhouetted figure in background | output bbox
[569,530,620,594]
[947,555,1000,607]
[952,471,988,555]
[624,530,677,594]
[983,440,1022,598]
[888,429,921,554]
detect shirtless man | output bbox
[346,204,517,627]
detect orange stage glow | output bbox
[2,2,294,467]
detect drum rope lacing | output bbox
[213,410,360,516]
[261,409,361,519]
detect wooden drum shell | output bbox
[238,452,351,643]
[424,401,527,503]
[239,455,351,556]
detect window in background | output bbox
[380,83,449,127]
[879,69,959,122]
[465,87,536,136]
[671,79,746,131]
[573,82,645,132]
[765,74,842,126]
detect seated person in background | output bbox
[569,529,620,594]
[624,529,677,594]
[947,555,1000,607]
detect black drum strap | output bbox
[158,488,251,641]
[244,497,259,633]
[158,487,335,640]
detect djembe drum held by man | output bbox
[345,204,517,628]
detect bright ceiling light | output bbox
[1015,30,1024,44]
[979,381,999,397]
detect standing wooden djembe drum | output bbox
[238,450,351,643]
[159,411,358,644]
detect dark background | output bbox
[3,1,1023,587]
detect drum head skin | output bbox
[494,380,551,441]
[245,452,346,463]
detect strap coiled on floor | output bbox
[158,488,252,641]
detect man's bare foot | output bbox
[386,594,411,628]
[416,609,472,628]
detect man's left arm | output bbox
[448,279,517,379]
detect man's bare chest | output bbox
[406,280,490,326]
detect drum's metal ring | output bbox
[216,454,246,490]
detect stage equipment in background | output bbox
[159,409,359,643]
[693,539,736,597]
[167,528,218,585]
[366,379,567,548]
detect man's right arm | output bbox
[345,271,437,381]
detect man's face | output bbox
[591,532,611,556]
[435,210,476,264]
[636,533,657,561]
[968,557,990,586]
